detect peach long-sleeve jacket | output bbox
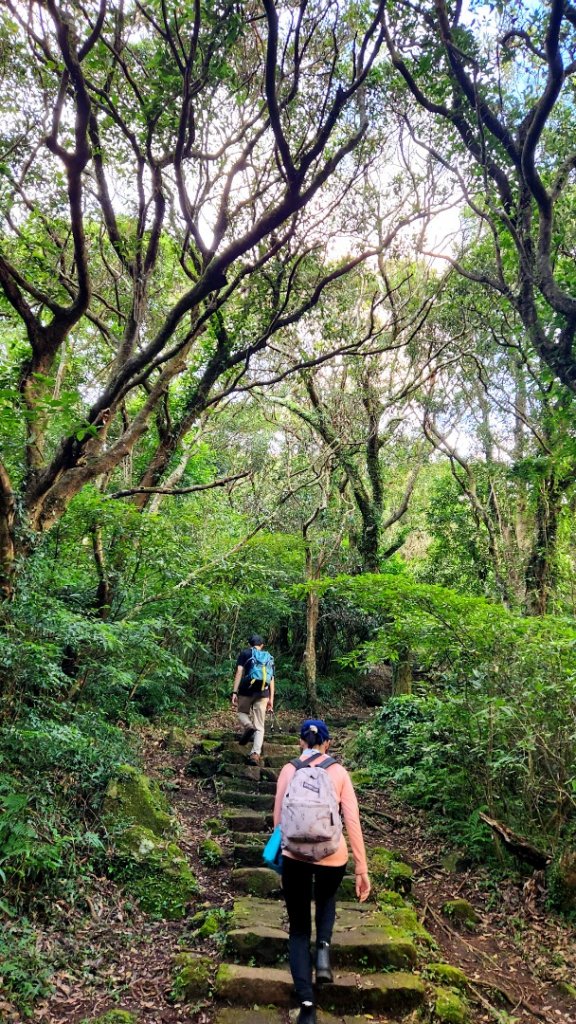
[273,750,368,873]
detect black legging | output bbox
[281,856,347,1003]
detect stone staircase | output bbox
[183,727,468,1023]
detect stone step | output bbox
[214,1012,374,1024]
[219,777,277,795]
[222,741,297,757]
[232,866,282,897]
[204,730,299,746]
[214,963,425,1014]
[264,755,290,771]
[222,808,272,833]
[186,756,277,783]
[232,839,266,867]
[220,790,275,812]
[226,896,418,969]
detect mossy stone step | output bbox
[213,1011,284,1024]
[226,897,420,969]
[219,777,277,795]
[187,757,275,782]
[232,842,266,867]
[214,963,425,1013]
[264,755,291,770]
[222,741,296,756]
[232,867,282,897]
[220,790,275,811]
[214,1008,366,1024]
[203,730,298,746]
[222,808,272,832]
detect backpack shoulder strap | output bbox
[291,751,324,771]
[318,757,337,770]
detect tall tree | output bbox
[383,1,576,393]
[0,0,390,597]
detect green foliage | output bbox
[0,712,132,904]
[110,824,198,920]
[331,573,576,856]
[199,838,225,867]
[0,919,52,1016]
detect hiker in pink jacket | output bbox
[273,718,371,1024]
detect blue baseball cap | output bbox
[300,719,331,742]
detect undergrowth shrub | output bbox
[0,919,52,1017]
[325,573,576,861]
[0,710,134,902]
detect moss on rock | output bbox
[104,765,175,837]
[199,838,225,866]
[434,986,470,1023]
[164,726,192,754]
[384,905,434,945]
[205,816,228,836]
[426,963,468,990]
[377,889,407,909]
[369,847,413,894]
[172,953,213,1002]
[113,824,198,920]
[442,899,480,927]
[190,906,230,938]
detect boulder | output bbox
[204,816,228,835]
[434,986,470,1023]
[163,726,193,754]
[426,963,468,990]
[199,838,225,866]
[172,953,213,1002]
[442,899,480,927]
[369,846,414,894]
[103,765,175,837]
[189,906,230,938]
[112,824,198,920]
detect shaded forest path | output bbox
[35,712,576,1024]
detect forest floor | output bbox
[17,709,576,1024]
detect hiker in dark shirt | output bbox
[231,633,275,765]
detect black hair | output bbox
[302,726,323,749]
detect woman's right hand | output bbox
[356,872,371,903]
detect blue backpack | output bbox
[246,648,274,689]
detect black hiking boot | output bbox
[238,726,256,746]
[297,1003,316,1024]
[315,941,333,984]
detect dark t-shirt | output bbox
[236,648,274,698]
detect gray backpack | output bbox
[280,752,342,861]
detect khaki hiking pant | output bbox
[237,693,267,755]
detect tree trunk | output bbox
[0,463,16,601]
[392,645,413,695]
[525,479,561,616]
[359,505,380,573]
[91,525,111,620]
[304,588,320,714]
